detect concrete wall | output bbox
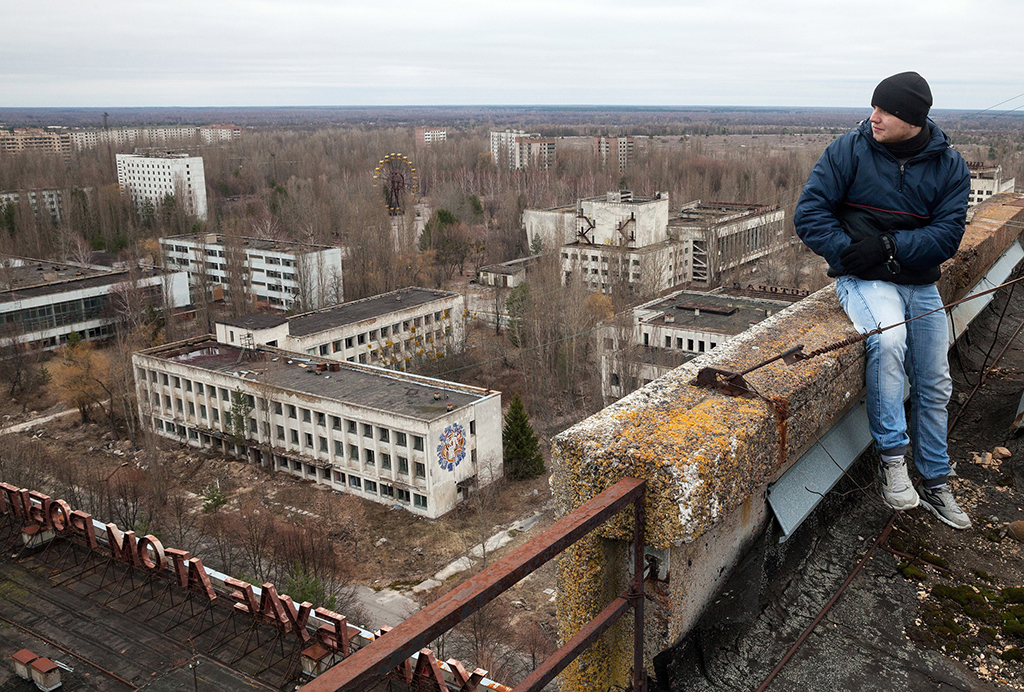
[523,208,576,251]
[549,195,1024,689]
[579,195,669,247]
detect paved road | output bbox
[350,585,420,630]
[0,405,80,435]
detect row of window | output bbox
[152,418,431,510]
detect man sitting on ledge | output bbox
[795,71,972,529]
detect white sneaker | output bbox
[919,485,972,530]
[880,458,920,510]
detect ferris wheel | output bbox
[373,153,418,216]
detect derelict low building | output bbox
[133,335,502,518]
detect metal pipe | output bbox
[632,493,646,691]
[512,596,631,692]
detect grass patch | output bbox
[1002,647,1024,662]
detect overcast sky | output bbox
[3,0,1023,110]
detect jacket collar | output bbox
[857,118,950,162]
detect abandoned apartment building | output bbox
[132,331,502,518]
[159,233,344,311]
[524,190,788,294]
[599,286,805,403]
[214,286,464,371]
[0,256,190,350]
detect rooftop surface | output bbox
[160,234,336,253]
[0,545,264,692]
[640,290,792,335]
[0,257,171,304]
[287,287,458,337]
[217,312,288,330]
[140,338,491,421]
[670,201,780,227]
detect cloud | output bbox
[2,0,1022,108]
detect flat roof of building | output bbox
[217,312,289,330]
[0,257,172,304]
[640,290,793,335]
[287,287,458,338]
[479,255,539,275]
[139,338,492,421]
[670,201,780,228]
[0,550,263,692]
[160,233,336,254]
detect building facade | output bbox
[214,287,464,370]
[160,233,344,311]
[476,255,539,289]
[0,256,190,350]
[594,136,634,171]
[490,130,556,170]
[133,337,502,518]
[116,153,208,220]
[0,128,71,156]
[414,127,447,145]
[0,188,70,224]
[546,193,786,295]
[968,162,1015,207]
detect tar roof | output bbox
[0,258,171,304]
[217,312,288,330]
[642,291,792,335]
[144,339,489,421]
[161,234,335,253]
[287,287,457,338]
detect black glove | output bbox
[840,234,900,277]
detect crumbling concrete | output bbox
[550,195,1024,689]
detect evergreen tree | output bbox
[502,394,545,480]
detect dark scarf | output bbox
[880,123,931,160]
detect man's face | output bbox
[869,106,922,144]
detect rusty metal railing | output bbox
[298,476,647,692]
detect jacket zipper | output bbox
[899,163,905,192]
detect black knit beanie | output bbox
[871,72,932,127]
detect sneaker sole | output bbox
[919,497,971,530]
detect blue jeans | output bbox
[834,276,952,488]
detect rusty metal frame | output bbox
[298,476,647,692]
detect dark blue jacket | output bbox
[795,119,970,284]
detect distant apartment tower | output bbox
[116,153,208,221]
[199,124,242,143]
[415,127,447,146]
[968,162,1015,207]
[0,128,71,156]
[490,130,556,170]
[594,136,634,171]
[160,233,344,311]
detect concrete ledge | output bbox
[550,196,1024,689]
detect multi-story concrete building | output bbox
[489,130,556,170]
[598,287,801,403]
[0,188,71,224]
[70,125,237,150]
[198,124,241,143]
[0,256,190,350]
[547,192,787,295]
[116,153,208,220]
[668,201,787,288]
[414,127,447,146]
[594,136,634,171]
[0,128,71,156]
[968,162,1015,207]
[133,336,502,518]
[160,233,344,311]
[213,287,463,370]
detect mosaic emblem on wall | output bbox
[437,422,467,472]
